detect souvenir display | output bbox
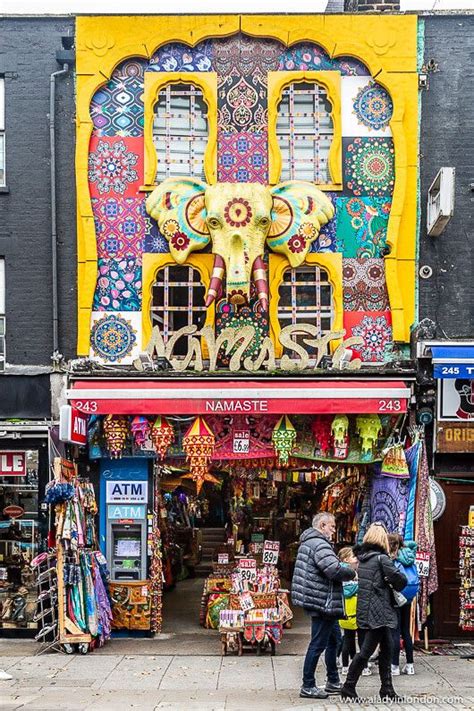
[459,525,474,632]
[103,415,129,459]
[151,416,175,459]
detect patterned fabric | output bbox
[90,60,146,137]
[353,81,393,132]
[344,137,395,197]
[88,137,143,198]
[343,258,389,312]
[415,439,439,623]
[344,311,393,363]
[218,131,268,183]
[90,313,137,363]
[311,191,338,253]
[334,196,391,257]
[214,300,269,368]
[93,197,149,258]
[143,226,169,253]
[278,44,369,76]
[93,257,142,311]
[149,41,213,72]
[370,468,410,533]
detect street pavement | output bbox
[0,642,473,710]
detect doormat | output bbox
[431,643,474,656]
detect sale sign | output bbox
[239,558,257,582]
[415,551,430,577]
[263,540,280,566]
[0,451,26,477]
[233,430,250,454]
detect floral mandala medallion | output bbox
[287,234,306,254]
[171,231,190,251]
[346,138,394,197]
[353,81,393,131]
[90,313,137,363]
[88,140,138,195]
[352,314,392,362]
[224,198,253,227]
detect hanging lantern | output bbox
[182,416,218,494]
[272,415,297,465]
[312,415,333,457]
[130,416,151,448]
[150,416,175,459]
[103,415,129,459]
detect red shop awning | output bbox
[66,380,411,416]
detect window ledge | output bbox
[0,186,10,194]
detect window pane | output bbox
[0,134,5,187]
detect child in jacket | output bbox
[338,547,371,677]
[388,534,419,675]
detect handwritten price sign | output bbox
[415,551,430,577]
[263,540,280,566]
[233,430,250,454]
[239,558,257,582]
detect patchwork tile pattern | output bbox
[90,311,140,364]
[93,257,142,312]
[218,131,268,183]
[149,41,213,72]
[343,258,389,312]
[93,197,149,259]
[344,311,393,363]
[90,60,146,137]
[344,137,395,197]
[88,136,143,198]
[334,196,391,257]
[278,44,369,75]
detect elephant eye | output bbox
[259,217,270,228]
[208,217,221,230]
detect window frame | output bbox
[0,77,5,188]
[267,71,342,190]
[142,72,218,190]
[277,264,334,343]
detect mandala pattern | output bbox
[334,197,391,257]
[344,138,395,197]
[143,223,170,254]
[90,313,137,363]
[92,197,149,258]
[93,257,142,312]
[90,60,146,137]
[343,258,390,312]
[218,132,268,183]
[353,81,393,131]
[278,44,369,76]
[149,41,212,72]
[88,137,143,198]
[213,34,281,83]
[310,192,338,253]
[218,75,267,133]
[224,197,253,227]
[345,311,393,363]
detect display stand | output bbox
[459,525,474,634]
[32,553,61,655]
[56,545,92,654]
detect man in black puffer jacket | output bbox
[292,512,356,699]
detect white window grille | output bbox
[151,265,207,356]
[0,258,5,372]
[276,81,333,184]
[153,83,208,183]
[278,265,333,355]
[0,78,5,187]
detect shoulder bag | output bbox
[378,555,407,608]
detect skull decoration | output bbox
[146,179,334,309]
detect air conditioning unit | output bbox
[427,167,455,236]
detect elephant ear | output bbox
[145,177,210,264]
[268,181,335,267]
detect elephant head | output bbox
[146,178,334,309]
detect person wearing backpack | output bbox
[388,534,419,675]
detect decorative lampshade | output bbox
[182,416,217,494]
[272,415,297,465]
[150,416,175,459]
[103,415,129,459]
[312,415,333,456]
[130,416,151,448]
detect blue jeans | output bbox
[302,615,341,688]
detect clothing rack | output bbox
[32,553,61,656]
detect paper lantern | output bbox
[130,416,151,448]
[272,415,297,465]
[182,416,217,494]
[312,415,333,457]
[150,416,175,459]
[355,414,382,459]
[103,415,129,459]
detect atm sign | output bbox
[106,480,148,503]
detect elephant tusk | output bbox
[252,256,268,312]
[205,254,225,307]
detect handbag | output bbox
[378,555,407,608]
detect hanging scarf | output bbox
[415,438,438,625]
[370,464,410,533]
[81,552,98,637]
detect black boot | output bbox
[379,655,403,701]
[341,653,366,701]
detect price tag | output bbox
[239,591,255,612]
[233,430,250,454]
[415,551,430,577]
[218,553,229,564]
[239,558,257,582]
[262,540,280,566]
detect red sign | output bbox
[0,451,26,477]
[59,405,88,446]
[3,505,24,519]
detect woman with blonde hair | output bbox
[341,523,407,701]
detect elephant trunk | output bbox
[205,254,225,307]
[252,256,268,312]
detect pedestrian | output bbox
[292,512,357,699]
[338,546,371,677]
[388,533,419,676]
[340,522,407,701]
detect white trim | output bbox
[432,357,474,364]
[67,386,410,401]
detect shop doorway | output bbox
[433,477,473,638]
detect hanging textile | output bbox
[272,416,297,465]
[415,438,438,625]
[370,464,410,534]
[150,468,164,634]
[403,440,421,541]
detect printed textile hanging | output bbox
[182,416,219,494]
[380,443,409,478]
[130,416,151,448]
[272,415,297,465]
[103,415,129,459]
[150,416,175,459]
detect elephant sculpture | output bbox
[146,178,334,309]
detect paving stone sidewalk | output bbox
[0,648,473,710]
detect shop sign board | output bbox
[238,558,257,582]
[107,505,146,520]
[415,551,430,577]
[438,379,474,421]
[0,451,26,477]
[218,553,229,564]
[436,422,474,453]
[262,540,280,566]
[3,505,24,518]
[59,405,88,446]
[233,430,250,454]
[106,480,148,504]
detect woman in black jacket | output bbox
[341,523,407,701]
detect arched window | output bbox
[153,83,208,182]
[276,81,334,184]
[151,265,207,356]
[278,265,333,354]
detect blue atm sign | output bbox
[106,480,148,503]
[107,505,146,520]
